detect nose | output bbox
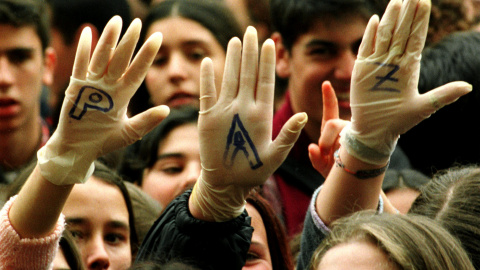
[85,234,110,270]
[0,56,14,90]
[181,162,200,190]
[167,52,188,84]
[333,49,356,80]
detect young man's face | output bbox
[0,25,54,133]
[277,15,368,139]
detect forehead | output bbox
[146,17,220,46]
[157,123,199,154]
[64,177,129,223]
[0,24,42,52]
[294,15,368,48]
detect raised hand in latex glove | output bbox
[342,0,472,165]
[189,27,308,222]
[38,16,169,185]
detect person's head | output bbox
[128,0,243,115]
[64,161,138,270]
[119,107,200,208]
[427,0,473,46]
[124,181,163,245]
[270,0,381,140]
[0,0,55,138]
[47,0,132,123]
[409,165,480,269]
[382,169,430,214]
[245,191,293,270]
[310,211,474,270]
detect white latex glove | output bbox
[189,27,308,222]
[341,0,472,165]
[38,16,169,185]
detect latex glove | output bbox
[189,27,308,222]
[38,16,169,185]
[342,0,472,165]
[309,81,349,178]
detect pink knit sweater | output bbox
[0,196,64,270]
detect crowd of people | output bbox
[1,0,480,269]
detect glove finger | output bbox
[372,0,401,57]
[358,14,379,58]
[105,19,142,84]
[237,26,259,102]
[269,112,307,166]
[255,39,275,111]
[404,0,430,58]
[199,58,217,114]
[390,0,419,55]
[87,16,122,80]
[72,27,92,81]
[417,81,472,118]
[321,81,339,132]
[122,32,163,94]
[126,105,170,140]
[218,37,242,103]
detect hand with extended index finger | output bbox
[189,26,307,222]
[342,0,472,166]
[37,16,169,186]
[309,81,348,178]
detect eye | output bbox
[187,47,206,61]
[246,252,260,261]
[352,39,362,56]
[162,165,183,174]
[104,233,126,245]
[7,49,32,65]
[152,53,167,66]
[308,46,337,60]
[69,230,84,240]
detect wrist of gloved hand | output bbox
[189,174,249,222]
[37,140,95,186]
[339,123,396,166]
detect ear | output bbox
[42,47,56,86]
[271,32,291,79]
[75,23,100,53]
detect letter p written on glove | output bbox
[38,16,170,185]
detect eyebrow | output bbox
[156,152,186,161]
[0,48,34,54]
[305,39,337,49]
[106,220,129,231]
[66,218,129,230]
[65,217,86,226]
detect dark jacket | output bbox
[135,189,253,270]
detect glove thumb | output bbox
[270,112,307,165]
[417,81,472,119]
[126,105,170,141]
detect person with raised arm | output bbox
[297,0,473,268]
[0,15,167,269]
[134,26,307,269]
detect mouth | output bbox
[0,98,20,118]
[334,92,350,109]
[167,93,199,108]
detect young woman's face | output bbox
[63,177,132,270]
[145,17,226,109]
[141,123,200,208]
[243,203,272,270]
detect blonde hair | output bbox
[310,211,474,270]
